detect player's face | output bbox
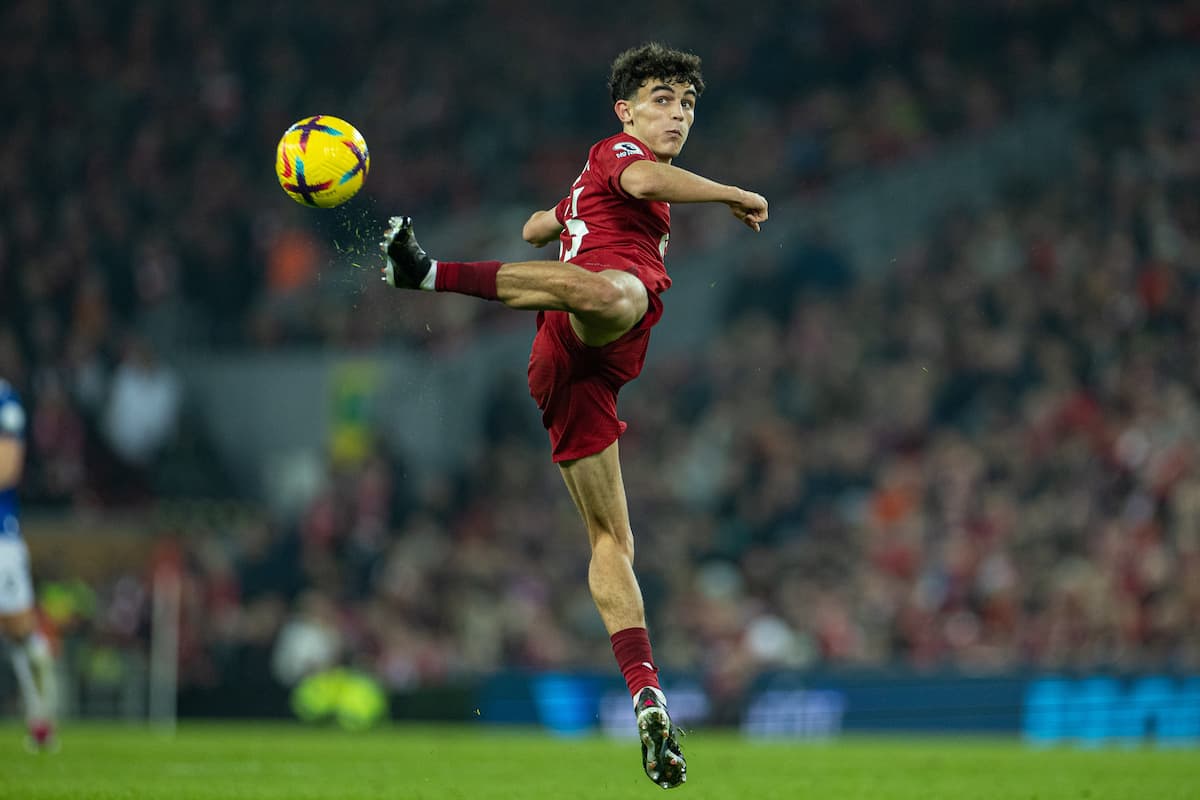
[618,79,697,163]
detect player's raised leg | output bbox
[559,442,685,789]
[380,216,647,346]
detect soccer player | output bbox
[0,378,58,751]
[379,43,767,788]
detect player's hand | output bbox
[729,190,768,232]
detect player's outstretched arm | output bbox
[523,208,565,247]
[620,161,768,232]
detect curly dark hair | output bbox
[607,42,705,103]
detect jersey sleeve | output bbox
[592,136,657,199]
[553,194,571,225]
[0,394,25,440]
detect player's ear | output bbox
[614,99,633,126]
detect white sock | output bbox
[10,642,44,721]
[27,633,57,719]
[420,260,438,291]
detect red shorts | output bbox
[527,289,664,462]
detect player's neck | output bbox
[620,128,672,165]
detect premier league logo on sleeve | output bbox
[613,141,644,158]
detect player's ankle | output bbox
[419,261,438,290]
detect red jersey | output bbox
[553,133,672,295]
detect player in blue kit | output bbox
[0,379,58,750]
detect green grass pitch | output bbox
[0,722,1196,799]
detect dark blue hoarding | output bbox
[476,670,1200,747]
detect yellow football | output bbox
[275,115,369,208]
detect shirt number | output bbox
[560,185,589,261]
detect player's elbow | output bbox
[523,213,561,246]
[0,461,21,489]
[0,441,22,488]
[522,223,543,245]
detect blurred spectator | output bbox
[271,591,344,686]
[102,335,181,471]
[8,1,1200,704]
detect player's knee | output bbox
[0,616,33,640]
[576,274,642,329]
[591,525,635,562]
[574,275,622,315]
[603,294,639,330]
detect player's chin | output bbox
[659,139,685,158]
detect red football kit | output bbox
[527,132,672,461]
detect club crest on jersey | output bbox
[613,141,644,158]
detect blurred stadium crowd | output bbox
[2,0,1200,710]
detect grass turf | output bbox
[0,722,1196,799]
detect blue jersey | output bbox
[0,379,24,540]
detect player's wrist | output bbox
[726,186,750,207]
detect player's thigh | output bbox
[0,538,34,634]
[570,270,648,347]
[558,440,634,551]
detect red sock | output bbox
[611,627,661,698]
[434,260,502,300]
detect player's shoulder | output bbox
[590,132,652,165]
